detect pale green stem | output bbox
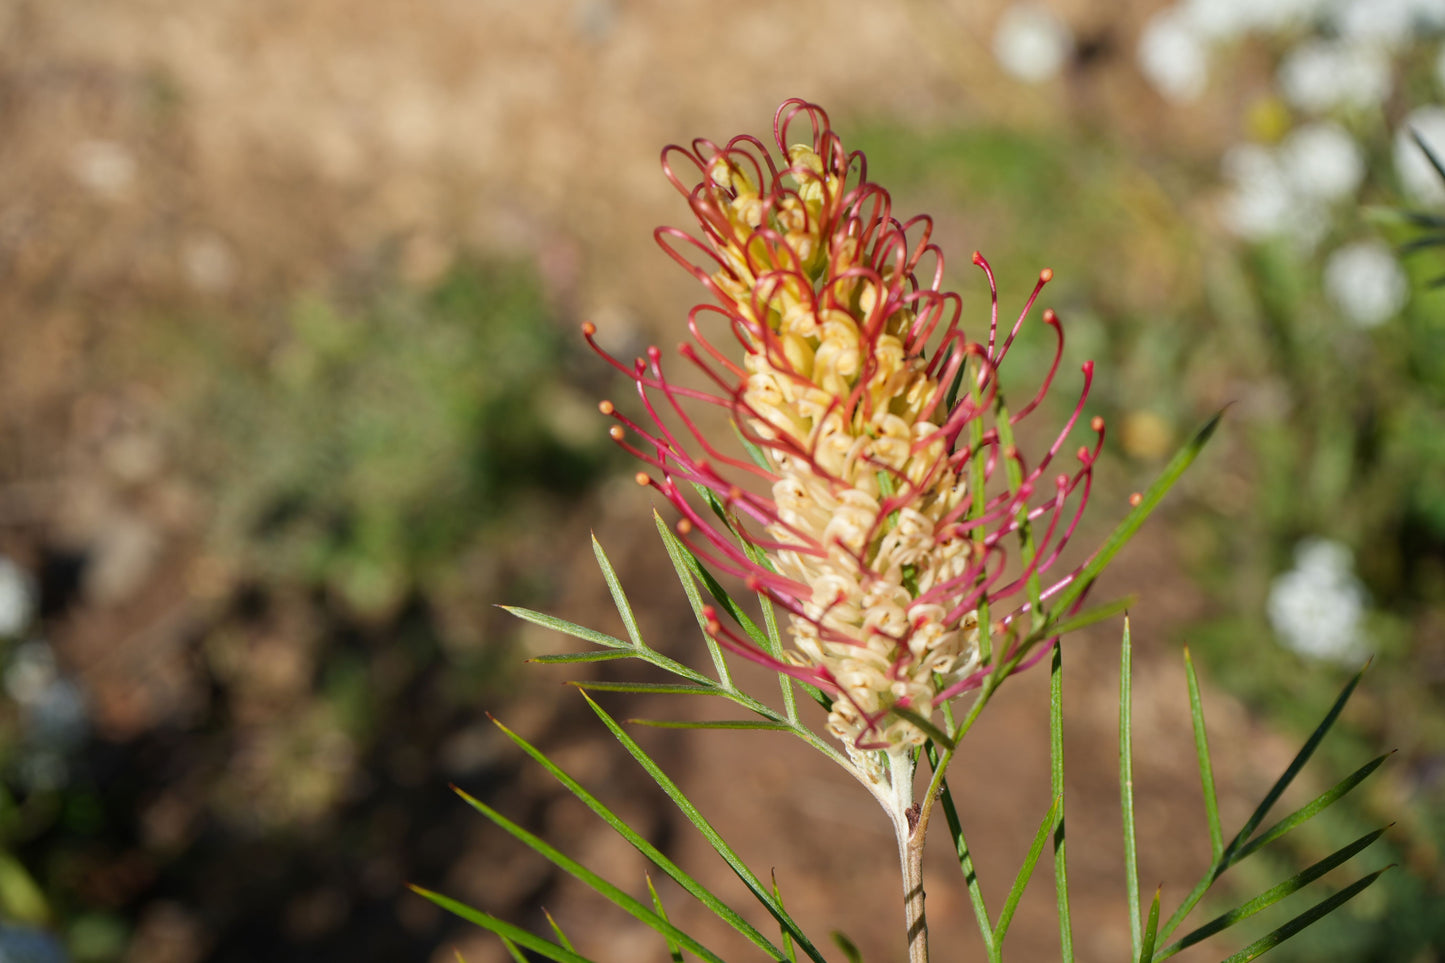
[889,749,928,963]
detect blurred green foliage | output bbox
[190,259,604,618]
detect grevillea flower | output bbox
[586,99,1101,778]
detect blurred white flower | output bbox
[1138,8,1209,103]
[0,556,34,638]
[1221,144,1293,240]
[1324,240,1409,327]
[1335,0,1445,48]
[1180,0,1329,38]
[1394,106,1445,205]
[1278,41,1391,114]
[1267,538,1368,663]
[993,3,1074,83]
[1280,122,1365,202]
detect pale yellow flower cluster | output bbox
[704,146,982,762]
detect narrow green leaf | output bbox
[647,876,684,963]
[925,744,995,958]
[1050,643,1075,963]
[580,691,828,963]
[591,535,647,649]
[498,936,528,963]
[527,650,638,664]
[451,786,728,963]
[1184,647,1224,861]
[1157,664,1370,945]
[888,705,956,752]
[1232,753,1393,864]
[772,872,799,963]
[996,793,1062,947]
[1139,887,1161,963]
[626,718,793,731]
[1216,868,1390,963]
[1037,596,1135,642]
[1219,665,1368,868]
[655,511,733,685]
[489,717,787,960]
[1158,828,1388,960]
[1052,411,1221,617]
[500,606,629,650]
[1120,617,1142,959]
[409,885,600,963]
[831,930,863,963]
[758,581,798,722]
[731,420,772,472]
[542,909,574,951]
[568,681,724,696]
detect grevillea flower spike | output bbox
[585,99,1101,787]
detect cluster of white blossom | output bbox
[1267,538,1370,663]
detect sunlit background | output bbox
[1,0,1443,960]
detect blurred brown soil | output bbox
[0,1,1295,961]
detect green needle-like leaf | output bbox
[925,744,995,959]
[1157,663,1370,945]
[1231,753,1393,864]
[1184,647,1223,861]
[489,717,787,960]
[1139,887,1161,963]
[647,876,685,963]
[1038,596,1136,641]
[498,935,529,963]
[500,606,629,650]
[581,691,829,963]
[409,885,601,963]
[542,908,574,951]
[1120,617,1142,959]
[1052,411,1221,618]
[526,650,638,664]
[1157,827,1388,960]
[1219,665,1367,866]
[1050,643,1075,963]
[832,930,864,963]
[1215,868,1391,963]
[656,511,733,685]
[567,681,724,696]
[772,872,799,963]
[451,786,728,963]
[626,718,794,731]
[592,535,647,649]
[996,793,1062,950]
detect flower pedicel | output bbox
[585,99,1101,784]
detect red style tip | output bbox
[677,518,693,535]
[599,400,615,415]
[1076,446,1089,460]
[1004,444,1019,459]
[1042,308,1058,324]
[1039,268,1053,283]
[1129,492,1144,507]
[634,472,650,486]
[1090,416,1104,432]
[610,426,626,441]
[581,321,597,336]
